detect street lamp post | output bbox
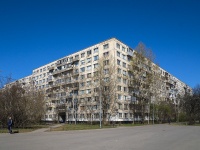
[99,87,102,129]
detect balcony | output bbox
[127,51,133,57]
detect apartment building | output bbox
[12,38,191,122]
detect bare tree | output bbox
[0,76,45,128]
[130,42,156,123]
[92,55,117,125]
[180,84,200,125]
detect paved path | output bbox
[30,124,64,133]
[0,124,200,150]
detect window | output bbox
[40,69,42,73]
[104,69,109,74]
[86,89,91,94]
[94,47,99,53]
[124,104,128,111]
[80,75,85,79]
[116,43,120,49]
[117,68,121,74]
[122,54,126,60]
[80,82,85,87]
[103,60,109,66]
[93,71,98,77]
[123,70,127,76]
[124,113,128,118]
[80,67,85,72]
[81,53,85,58]
[119,113,122,118]
[123,79,127,84]
[93,55,99,61]
[123,62,126,68]
[87,50,92,55]
[94,88,99,93]
[103,52,109,57]
[87,57,91,63]
[86,81,91,86]
[118,94,122,100]
[117,86,121,91]
[104,77,109,82]
[81,60,85,65]
[75,55,79,60]
[122,46,125,52]
[124,87,127,92]
[87,73,92,78]
[80,90,85,95]
[118,77,121,83]
[87,65,91,71]
[117,51,120,57]
[117,59,121,66]
[93,63,98,68]
[103,44,109,49]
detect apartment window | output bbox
[94,96,99,101]
[87,73,92,78]
[81,60,85,65]
[117,86,121,91]
[80,75,85,79]
[94,88,99,93]
[86,89,91,94]
[40,69,42,73]
[103,44,109,49]
[43,79,45,83]
[103,60,109,66]
[118,94,122,100]
[103,51,109,57]
[87,57,91,63]
[93,105,98,110]
[87,50,92,55]
[80,82,85,87]
[119,113,122,118]
[122,46,125,52]
[86,81,91,86]
[93,63,98,68]
[117,68,121,74]
[124,113,128,118]
[118,77,121,83]
[104,77,109,82]
[94,47,99,53]
[93,55,99,61]
[87,65,92,71]
[123,79,127,84]
[123,70,127,76]
[124,104,128,110]
[116,43,120,49]
[81,53,85,58]
[123,62,126,68]
[122,54,126,60]
[75,55,79,59]
[117,51,120,57]
[93,71,98,77]
[117,59,121,66]
[104,69,109,74]
[124,87,128,92]
[80,67,85,72]
[80,90,85,95]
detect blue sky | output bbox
[0,0,199,88]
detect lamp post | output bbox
[99,87,102,129]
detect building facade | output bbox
[13,38,191,122]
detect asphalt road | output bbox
[0,124,200,150]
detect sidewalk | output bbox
[31,124,64,133]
